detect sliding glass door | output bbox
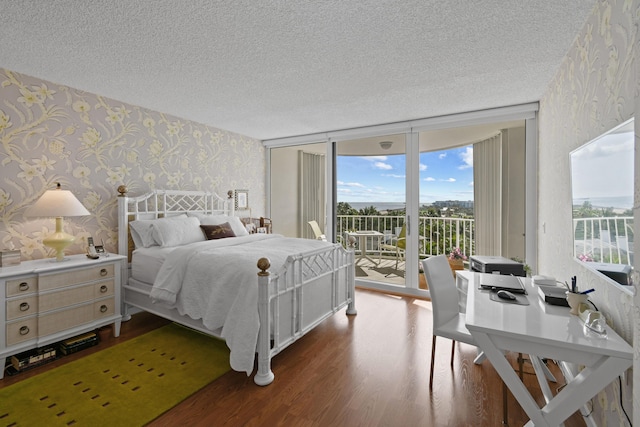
[335,134,411,290]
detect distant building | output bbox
[433,200,474,209]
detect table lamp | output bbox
[26,183,90,262]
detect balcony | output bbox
[573,216,634,264]
[336,214,474,285]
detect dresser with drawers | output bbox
[0,254,125,378]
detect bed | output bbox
[116,188,356,385]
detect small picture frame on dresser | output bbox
[0,250,21,267]
[257,227,267,234]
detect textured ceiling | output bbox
[1,1,596,140]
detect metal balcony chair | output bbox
[379,224,406,271]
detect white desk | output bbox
[462,272,632,427]
[346,231,383,266]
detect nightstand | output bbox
[0,253,125,378]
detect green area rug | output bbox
[0,323,230,426]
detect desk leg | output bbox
[473,350,486,364]
[530,356,554,404]
[502,381,508,425]
[474,330,632,427]
[472,331,549,426]
[542,355,631,426]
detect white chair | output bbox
[307,220,327,241]
[422,254,478,389]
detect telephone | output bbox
[87,237,107,259]
[87,237,99,259]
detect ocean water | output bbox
[346,202,406,211]
[573,196,633,210]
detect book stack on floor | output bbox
[4,331,99,375]
[59,331,99,355]
[8,345,58,375]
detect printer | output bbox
[469,255,526,277]
[590,262,633,286]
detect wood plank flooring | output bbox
[1,289,587,426]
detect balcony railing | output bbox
[337,215,475,259]
[573,216,634,264]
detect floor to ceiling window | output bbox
[264,104,538,297]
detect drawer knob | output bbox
[100,304,108,313]
[100,285,108,293]
[19,282,29,291]
[19,302,30,311]
[100,268,108,277]
[19,326,30,335]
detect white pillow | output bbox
[198,214,249,237]
[129,214,187,248]
[152,216,205,247]
[187,212,228,223]
[130,220,158,248]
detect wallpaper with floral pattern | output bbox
[538,0,638,424]
[0,69,264,260]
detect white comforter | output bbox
[150,234,333,375]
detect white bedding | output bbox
[149,234,334,375]
[131,246,177,284]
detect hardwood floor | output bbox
[1,289,587,426]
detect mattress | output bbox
[130,246,177,284]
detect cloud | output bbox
[419,163,427,171]
[443,178,456,182]
[458,146,473,169]
[362,156,388,161]
[374,161,393,170]
[383,173,405,178]
[339,181,365,187]
[424,177,436,181]
[439,153,447,159]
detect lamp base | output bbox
[43,217,75,262]
[47,257,72,263]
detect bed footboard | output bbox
[254,245,356,386]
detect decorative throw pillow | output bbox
[198,214,249,237]
[200,223,236,240]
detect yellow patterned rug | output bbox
[0,323,230,426]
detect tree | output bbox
[358,205,380,216]
[337,202,358,215]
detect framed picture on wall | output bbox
[235,190,249,210]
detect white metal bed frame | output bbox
[116,188,356,385]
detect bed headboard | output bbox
[117,186,233,260]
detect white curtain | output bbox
[473,133,502,255]
[299,151,326,238]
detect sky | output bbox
[337,145,474,205]
[570,122,634,208]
